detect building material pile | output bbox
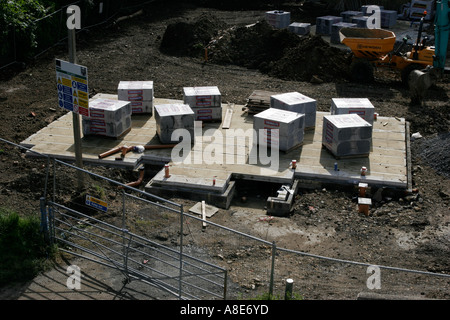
[244,90,279,114]
[253,108,305,152]
[322,113,373,158]
[82,98,132,138]
[154,103,195,144]
[270,92,317,130]
[183,86,222,122]
[330,98,375,125]
[118,81,154,114]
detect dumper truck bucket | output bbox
[340,28,396,59]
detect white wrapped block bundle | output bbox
[270,92,316,129]
[154,103,195,144]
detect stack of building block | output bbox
[380,9,398,28]
[330,22,357,44]
[409,0,435,21]
[265,10,291,29]
[154,103,195,144]
[316,16,343,35]
[82,98,132,138]
[341,11,364,23]
[322,114,373,158]
[352,15,371,28]
[183,86,222,122]
[288,22,311,35]
[330,98,375,125]
[253,108,305,152]
[270,92,317,130]
[118,81,154,115]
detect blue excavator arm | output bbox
[408,0,450,103]
[433,0,450,71]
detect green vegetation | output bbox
[0,0,47,58]
[0,208,54,285]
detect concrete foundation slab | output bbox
[20,94,410,207]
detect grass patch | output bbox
[0,208,54,285]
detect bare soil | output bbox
[0,1,449,300]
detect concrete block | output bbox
[154,103,195,144]
[380,9,397,28]
[254,108,305,152]
[288,22,310,35]
[183,86,221,108]
[330,98,375,125]
[118,81,154,114]
[193,106,223,121]
[82,115,131,138]
[340,11,364,23]
[266,10,291,29]
[85,98,131,122]
[316,16,343,35]
[270,92,316,129]
[322,114,373,158]
[352,16,370,28]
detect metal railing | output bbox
[1,137,450,300]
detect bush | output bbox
[0,208,52,285]
[0,0,47,60]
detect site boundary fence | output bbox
[1,137,450,299]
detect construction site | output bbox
[0,0,449,301]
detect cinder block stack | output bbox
[330,98,375,125]
[409,0,435,21]
[253,108,305,152]
[380,10,398,28]
[265,10,291,29]
[330,22,357,44]
[340,11,364,23]
[183,86,222,121]
[352,16,370,28]
[270,92,316,130]
[82,98,132,138]
[316,16,343,35]
[288,22,311,35]
[118,81,154,114]
[322,114,373,158]
[154,103,195,144]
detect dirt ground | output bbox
[0,1,449,300]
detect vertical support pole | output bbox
[269,241,276,299]
[179,205,184,299]
[285,278,294,300]
[67,8,84,191]
[40,197,49,242]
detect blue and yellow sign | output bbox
[56,59,89,116]
[85,195,108,212]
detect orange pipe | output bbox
[119,167,145,189]
[99,144,177,159]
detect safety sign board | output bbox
[85,195,108,212]
[56,59,89,116]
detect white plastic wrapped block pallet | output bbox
[118,81,154,114]
[265,10,291,29]
[330,98,375,125]
[154,103,195,144]
[322,114,372,158]
[288,22,310,35]
[85,98,132,122]
[352,16,370,28]
[340,11,363,23]
[193,107,223,121]
[82,116,131,138]
[316,16,343,35]
[380,10,397,28]
[183,86,222,108]
[253,108,305,152]
[270,92,316,129]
